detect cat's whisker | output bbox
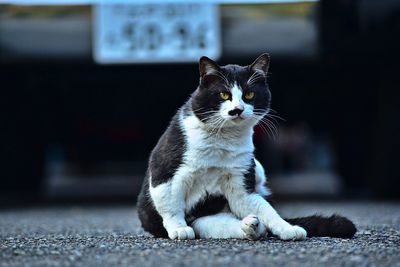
[216,118,228,136]
[252,109,269,116]
[255,117,275,140]
[267,108,279,113]
[256,120,269,136]
[267,121,279,138]
[267,108,284,116]
[205,116,225,134]
[199,113,222,123]
[196,110,219,116]
[207,117,222,124]
[253,112,267,117]
[192,107,205,112]
[266,113,286,122]
[251,112,280,141]
[259,119,278,141]
[253,108,286,123]
[210,116,228,136]
[265,114,280,130]
[264,115,279,125]
[262,118,279,140]
[213,121,222,135]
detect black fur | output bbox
[185,195,228,224]
[285,214,357,238]
[148,113,186,187]
[137,172,168,238]
[244,159,256,193]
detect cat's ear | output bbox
[250,53,270,75]
[199,56,220,78]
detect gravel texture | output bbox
[1,202,399,267]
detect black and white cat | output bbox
[138,54,356,240]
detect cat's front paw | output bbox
[271,223,307,241]
[241,214,266,240]
[168,226,195,240]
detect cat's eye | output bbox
[220,92,230,100]
[244,91,255,100]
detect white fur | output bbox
[223,181,306,240]
[254,159,270,196]
[191,213,265,240]
[149,180,194,239]
[241,214,267,240]
[149,84,306,240]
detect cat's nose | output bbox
[228,108,244,116]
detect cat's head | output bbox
[191,53,271,130]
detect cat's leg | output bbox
[191,213,266,240]
[223,170,307,241]
[226,191,306,240]
[149,180,194,240]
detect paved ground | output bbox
[1,202,399,267]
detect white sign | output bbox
[93,4,221,64]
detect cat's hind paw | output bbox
[168,226,195,240]
[241,215,266,240]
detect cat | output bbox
[137,53,356,240]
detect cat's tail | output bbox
[284,214,357,238]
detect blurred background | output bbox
[1,0,399,206]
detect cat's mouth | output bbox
[232,116,245,123]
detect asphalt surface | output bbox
[1,202,399,267]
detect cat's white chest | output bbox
[181,114,254,169]
[180,114,255,211]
